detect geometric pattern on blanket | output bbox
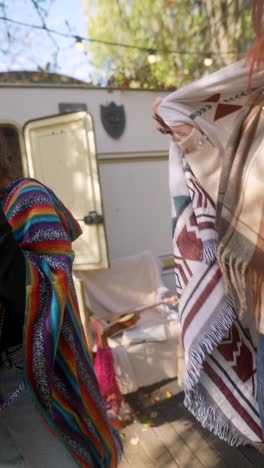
[200,322,262,443]
[202,92,243,121]
[172,158,263,445]
[173,165,216,297]
[217,324,256,385]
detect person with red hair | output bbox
[246,0,264,81]
[153,0,264,445]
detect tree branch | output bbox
[30,0,60,62]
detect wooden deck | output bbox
[119,379,264,468]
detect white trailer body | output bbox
[0,83,175,289]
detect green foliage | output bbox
[84,0,254,89]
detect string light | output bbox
[75,36,84,52]
[204,56,213,67]
[147,49,161,64]
[0,16,240,58]
[147,49,157,64]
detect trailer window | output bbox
[0,125,23,179]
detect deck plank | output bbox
[118,452,132,468]
[121,379,263,467]
[123,422,158,467]
[150,391,227,467]
[153,422,203,468]
[135,422,178,467]
[171,420,232,468]
[197,425,255,468]
[238,445,264,466]
[162,395,254,468]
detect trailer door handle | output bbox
[83,211,104,225]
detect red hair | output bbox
[246,0,264,91]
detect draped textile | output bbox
[216,95,264,333]
[157,61,264,446]
[1,178,122,467]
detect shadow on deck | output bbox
[119,379,264,468]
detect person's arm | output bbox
[152,97,192,141]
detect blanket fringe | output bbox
[184,388,251,447]
[218,245,264,328]
[218,245,249,319]
[202,239,218,264]
[184,294,236,391]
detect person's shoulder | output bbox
[4,178,55,212]
[6,178,81,241]
[8,177,54,200]
[11,177,49,192]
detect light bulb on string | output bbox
[75,36,84,52]
[204,56,213,67]
[147,49,158,64]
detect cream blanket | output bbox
[156,61,264,446]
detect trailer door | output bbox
[24,111,109,270]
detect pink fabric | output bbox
[94,347,123,415]
[92,317,123,419]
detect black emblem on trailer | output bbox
[100,102,126,139]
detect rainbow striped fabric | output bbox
[1,178,122,467]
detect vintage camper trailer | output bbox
[0,72,175,289]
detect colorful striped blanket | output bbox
[157,61,264,446]
[1,178,122,467]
